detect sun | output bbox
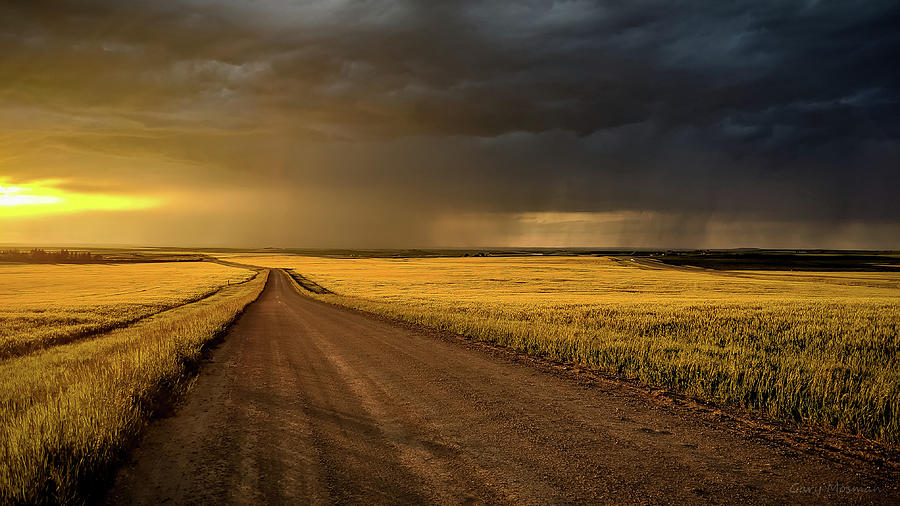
[0,183,65,207]
[0,179,162,217]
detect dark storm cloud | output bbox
[1,0,898,247]
[5,0,898,136]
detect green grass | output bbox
[0,270,267,504]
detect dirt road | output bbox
[108,270,896,504]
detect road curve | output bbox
[108,270,896,504]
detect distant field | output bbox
[0,261,266,503]
[231,254,900,444]
[0,262,254,359]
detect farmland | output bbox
[0,261,266,503]
[0,262,255,359]
[230,254,900,444]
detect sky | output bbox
[1,0,898,249]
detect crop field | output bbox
[0,263,267,503]
[0,262,255,359]
[231,254,900,444]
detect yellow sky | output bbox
[0,179,163,218]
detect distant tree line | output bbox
[0,248,101,263]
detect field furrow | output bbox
[0,262,255,359]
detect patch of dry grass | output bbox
[0,266,267,504]
[234,254,900,444]
[0,262,254,359]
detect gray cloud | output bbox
[1,0,898,247]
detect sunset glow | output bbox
[0,180,162,217]
[0,184,63,207]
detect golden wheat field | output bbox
[0,263,266,503]
[0,262,254,359]
[231,254,900,444]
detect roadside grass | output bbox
[0,269,268,504]
[0,262,254,359]
[233,254,900,444]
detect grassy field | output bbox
[0,263,267,503]
[0,262,254,359]
[231,254,900,444]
